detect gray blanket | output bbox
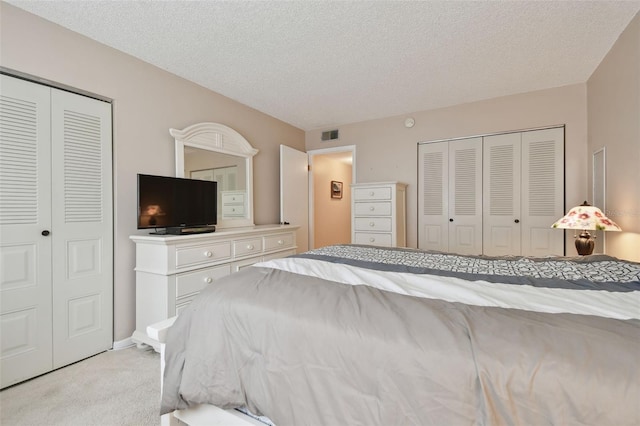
[161,265,640,425]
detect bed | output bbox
[157,244,640,425]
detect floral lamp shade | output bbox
[551,201,621,255]
[551,202,621,231]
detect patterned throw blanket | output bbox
[295,244,640,291]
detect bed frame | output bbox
[148,318,264,426]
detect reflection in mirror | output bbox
[171,122,258,229]
[184,148,247,220]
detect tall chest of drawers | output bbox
[351,182,407,247]
[130,224,298,350]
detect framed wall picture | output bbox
[331,180,343,199]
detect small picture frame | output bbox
[331,181,343,199]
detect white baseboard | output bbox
[112,337,135,350]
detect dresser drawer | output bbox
[176,242,232,268]
[222,204,245,217]
[264,233,294,251]
[354,232,392,247]
[175,264,231,298]
[221,193,245,204]
[353,201,391,216]
[354,217,392,232]
[353,186,392,201]
[234,237,263,257]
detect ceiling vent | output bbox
[321,129,339,141]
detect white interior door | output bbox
[418,141,449,251]
[0,75,54,388]
[50,89,113,368]
[448,138,483,255]
[483,132,522,256]
[280,145,309,253]
[521,127,564,256]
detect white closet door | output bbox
[483,132,522,256]
[521,128,564,256]
[448,138,483,255]
[418,141,449,251]
[50,89,113,367]
[0,75,53,388]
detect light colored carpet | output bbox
[0,346,160,426]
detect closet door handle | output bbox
[42,230,50,236]
[514,219,520,224]
[449,218,454,222]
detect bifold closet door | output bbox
[520,128,564,256]
[0,75,112,388]
[418,138,482,254]
[483,132,522,255]
[0,75,54,388]
[50,89,113,368]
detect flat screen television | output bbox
[137,174,217,234]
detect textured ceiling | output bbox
[6,1,639,130]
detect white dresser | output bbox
[130,224,298,349]
[351,182,407,247]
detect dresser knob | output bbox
[204,251,212,257]
[204,277,213,283]
[369,237,375,242]
[277,239,284,245]
[369,222,375,227]
[247,244,254,250]
[369,206,375,211]
[369,191,375,196]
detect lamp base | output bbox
[575,231,595,256]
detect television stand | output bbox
[157,225,216,235]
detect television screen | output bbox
[137,174,217,230]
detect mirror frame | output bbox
[170,122,259,229]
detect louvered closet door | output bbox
[521,128,564,256]
[50,89,113,367]
[418,141,449,251]
[0,75,53,388]
[483,132,522,255]
[448,138,482,255]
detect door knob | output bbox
[449,218,454,222]
[42,230,50,236]
[514,219,520,224]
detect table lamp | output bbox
[551,201,621,255]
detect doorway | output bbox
[309,147,355,249]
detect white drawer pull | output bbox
[369,206,375,211]
[369,237,375,242]
[204,251,213,257]
[278,239,284,245]
[204,277,213,284]
[369,191,375,196]
[247,244,254,250]
[369,222,375,227]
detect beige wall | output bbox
[307,85,588,252]
[312,154,352,248]
[0,4,305,342]
[587,12,640,262]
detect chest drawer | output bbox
[175,241,232,269]
[221,193,245,204]
[175,264,231,298]
[264,233,294,251]
[234,237,263,257]
[222,204,245,217]
[354,217,392,232]
[353,201,391,216]
[353,186,391,201]
[354,232,392,247]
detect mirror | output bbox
[171,122,258,229]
